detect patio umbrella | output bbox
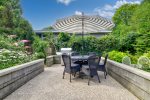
[52,12,115,53]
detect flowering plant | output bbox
[0,49,37,70]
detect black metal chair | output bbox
[97,54,108,79]
[88,52,96,56]
[82,55,100,85]
[62,54,81,82]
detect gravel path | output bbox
[5,64,138,100]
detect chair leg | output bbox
[104,72,106,79]
[88,76,90,85]
[74,72,76,77]
[70,73,71,82]
[97,75,101,83]
[79,71,83,79]
[106,71,108,76]
[62,71,65,79]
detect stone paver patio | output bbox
[5,64,138,100]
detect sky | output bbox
[21,0,142,30]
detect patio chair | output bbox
[62,54,81,82]
[82,55,100,85]
[98,54,102,64]
[97,54,108,79]
[88,52,96,56]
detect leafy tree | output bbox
[42,26,54,31]
[112,2,150,55]
[134,32,150,54]
[142,0,150,3]
[119,32,138,54]
[0,0,34,40]
[131,2,150,34]
[113,4,139,26]
[13,18,34,40]
[112,4,139,36]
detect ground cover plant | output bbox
[0,49,37,70]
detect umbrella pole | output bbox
[82,12,84,55]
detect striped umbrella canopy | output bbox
[52,14,115,33]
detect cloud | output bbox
[75,11,82,15]
[57,0,75,5]
[94,0,142,18]
[114,0,141,9]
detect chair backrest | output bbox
[88,56,99,76]
[88,52,96,56]
[103,54,108,66]
[62,54,71,70]
[71,52,79,56]
[98,54,102,64]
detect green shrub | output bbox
[56,32,71,51]
[97,35,119,53]
[119,32,138,54]
[128,54,139,64]
[134,33,150,54]
[0,35,15,49]
[67,35,119,54]
[32,36,49,63]
[68,36,83,53]
[68,35,99,54]
[144,51,150,59]
[36,52,45,59]
[108,50,127,63]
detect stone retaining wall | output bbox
[0,59,44,99]
[104,58,150,100]
[46,55,61,67]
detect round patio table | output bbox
[71,55,90,66]
[71,55,90,61]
